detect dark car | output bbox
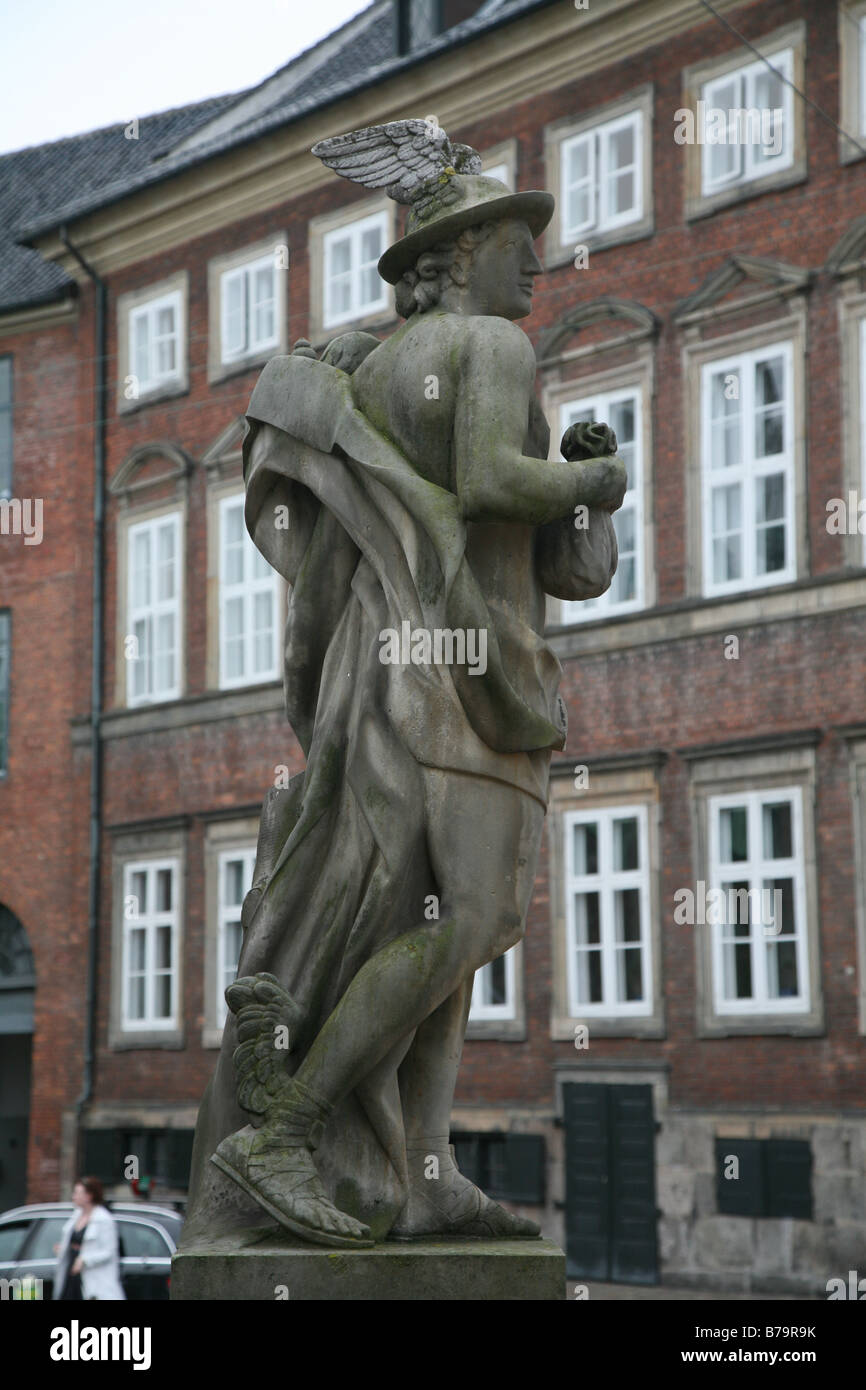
[0,1201,184,1300]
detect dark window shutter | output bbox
[166,1130,197,1189]
[502,1134,546,1204]
[765,1139,812,1218]
[82,1129,120,1183]
[452,1133,482,1188]
[715,1137,764,1216]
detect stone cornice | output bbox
[536,296,659,365]
[0,294,77,339]
[826,214,866,277]
[673,254,812,325]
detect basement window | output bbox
[715,1137,812,1218]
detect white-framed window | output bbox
[122,859,179,1030]
[483,160,509,186]
[127,512,181,706]
[708,787,809,1015]
[470,947,516,1022]
[217,847,255,1025]
[323,210,389,329]
[560,110,642,242]
[860,14,866,134]
[564,805,652,1017]
[220,255,278,363]
[219,494,280,688]
[701,340,795,595]
[128,291,183,395]
[700,48,794,195]
[559,387,643,621]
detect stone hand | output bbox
[561,420,626,513]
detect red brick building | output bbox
[1,0,865,1293]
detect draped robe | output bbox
[181,349,616,1242]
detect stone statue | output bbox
[182,120,626,1251]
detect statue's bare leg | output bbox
[213,770,544,1245]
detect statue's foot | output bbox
[212,1125,374,1249]
[390,1165,540,1241]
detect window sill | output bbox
[74,681,284,746]
[117,380,189,417]
[697,1013,823,1038]
[685,163,806,222]
[465,1018,526,1041]
[209,349,280,387]
[552,1015,665,1040]
[547,568,866,657]
[109,1028,185,1051]
[544,216,654,269]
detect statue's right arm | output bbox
[454,319,624,525]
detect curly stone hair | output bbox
[394,219,500,318]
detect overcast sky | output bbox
[0,0,368,155]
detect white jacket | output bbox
[53,1206,126,1301]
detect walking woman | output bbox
[53,1176,126,1300]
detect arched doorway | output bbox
[0,905,35,1209]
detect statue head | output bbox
[394,216,543,321]
[310,121,554,317]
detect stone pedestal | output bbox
[171,1229,566,1300]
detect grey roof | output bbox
[13,0,554,272]
[0,95,241,313]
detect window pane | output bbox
[131,530,151,608]
[329,274,352,319]
[723,941,753,999]
[613,816,638,871]
[752,68,785,164]
[223,920,242,986]
[252,545,271,580]
[156,524,175,601]
[130,871,147,917]
[576,945,602,1004]
[129,927,146,969]
[156,867,172,913]
[610,506,636,603]
[224,858,246,907]
[133,314,149,384]
[360,226,381,263]
[155,924,172,969]
[616,945,643,1002]
[766,937,798,998]
[329,238,351,276]
[763,801,793,859]
[223,273,245,355]
[710,371,741,469]
[719,806,748,862]
[608,397,635,450]
[252,266,275,345]
[766,876,795,939]
[574,891,600,945]
[608,123,634,172]
[154,613,175,692]
[128,974,146,1020]
[573,822,598,875]
[154,972,172,1019]
[611,553,635,604]
[615,886,640,941]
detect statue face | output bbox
[466,218,542,319]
